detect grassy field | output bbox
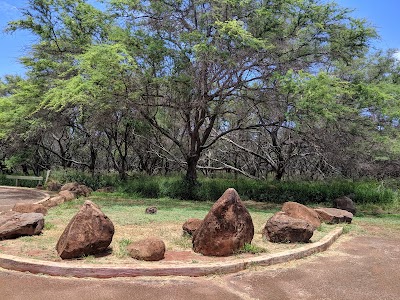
[0,192,399,264]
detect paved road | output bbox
[1,235,399,300]
[0,187,48,212]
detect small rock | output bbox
[192,188,254,256]
[333,196,356,215]
[282,201,321,229]
[315,208,353,224]
[263,211,314,243]
[12,203,48,215]
[56,200,115,259]
[182,218,202,236]
[127,237,165,261]
[145,206,157,214]
[0,211,44,239]
[96,186,114,193]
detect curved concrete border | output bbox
[0,186,50,204]
[0,227,343,278]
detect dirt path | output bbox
[1,234,399,300]
[0,187,49,212]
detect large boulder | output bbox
[58,190,76,201]
[192,188,254,256]
[315,208,353,224]
[282,201,321,229]
[61,182,92,197]
[263,211,314,243]
[0,211,44,239]
[56,200,114,259]
[182,218,202,236]
[42,196,65,208]
[12,203,48,215]
[333,196,356,215]
[127,237,166,261]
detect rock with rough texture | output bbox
[96,186,114,193]
[282,201,321,229]
[42,196,65,208]
[12,203,48,215]
[182,218,202,236]
[127,237,165,261]
[333,196,356,215]
[61,182,92,197]
[263,211,314,243]
[145,206,157,214]
[58,190,76,201]
[0,211,44,239]
[56,200,114,259]
[192,188,254,256]
[315,208,353,224]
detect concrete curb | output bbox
[0,227,343,278]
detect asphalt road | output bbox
[0,187,48,212]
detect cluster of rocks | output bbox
[41,182,92,208]
[263,198,355,243]
[0,184,357,262]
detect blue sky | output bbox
[0,0,400,78]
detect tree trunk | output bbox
[185,156,199,184]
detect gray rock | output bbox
[333,196,356,215]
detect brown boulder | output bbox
[333,196,356,215]
[315,208,353,224]
[192,188,254,256]
[0,211,44,239]
[42,196,65,208]
[282,201,321,229]
[58,190,76,201]
[56,200,114,259]
[61,182,92,197]
[263,211,314,243]
[182,218,202,236]
[127,237,165,261]
[12,203,48,215]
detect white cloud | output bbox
[394,50,400,61]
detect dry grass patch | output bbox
[0,195,342,263]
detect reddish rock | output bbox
[315,208,353,224]
[333,196,356,215]
[145,206,157,214]
[0,211,44,239]
[263,211,314,243]
[182,218,202,236]
[42,196,65,208]
[282,202,321,229]
[127,237,166,261]
[61,182,80,192]
[12,203,48,215]
[56,200,114,259]
[58,190,76,201]
[61,182,92,197]
[192,188,254,256]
